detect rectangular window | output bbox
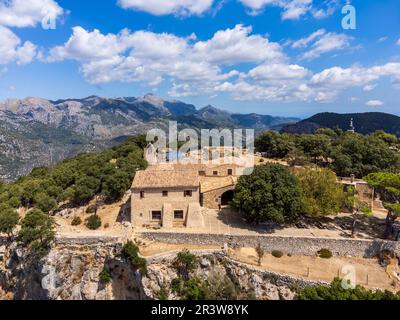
[184,190,193,197]
[140,191,145,199]
[162,191,168,197]
[151,211,162,221]
[213,171,218,176]
[174,210,184,220]
[228,169,233,176]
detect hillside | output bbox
[0,94,297,181]
[281,112,400,136]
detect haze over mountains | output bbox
[0,94,298,181]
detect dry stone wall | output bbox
[140,232,400,258]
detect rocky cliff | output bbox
[0,240,322,300]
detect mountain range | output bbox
[281,112,400,136]
[0,94,298,181]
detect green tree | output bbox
[365,172,400,239]
[102,170,131,201]
[255,131,295,158]
[298,134,331,162]
[18,209,55,257]
[33,192,57,213]
[121,241,147,275]
[0,206,19,238]
[173,249,199,280]
[295,168,344,217]
[232,164,304,224]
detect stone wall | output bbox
[140,232,400,258]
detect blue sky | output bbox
[0,0,400,118]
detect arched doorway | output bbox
[221,190,234,206]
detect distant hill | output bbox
[281,112,400,136]
[0,94,298,180]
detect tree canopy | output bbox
[255,130,400,178]
[365,172,400,239]
[295,167,344,217]
[0,136,147,215]
[18,209,55,257]
[232,164,304,224]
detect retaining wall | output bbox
[140,232,400,258]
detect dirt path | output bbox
[231,247,398,292]
[136,239,223,256]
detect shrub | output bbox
[173,250,199,279]
[121,241,147,275]
[184,278,207,300]
[71,216,82,226]
[99,269,112,283]
[86,215,102,230]
[271,250,284,258]
[171,277,184,294]
[318,249,333,259]
[156,286,169,300]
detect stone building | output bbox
[131,169,203,228]
[131,161,247,227]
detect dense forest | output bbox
[0,135,148,216]
[255,129,400,178]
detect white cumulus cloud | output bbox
[0,25,37,65]
[0,0,63,28]
[117,0,213,16]
[366,100,384,107]
[293,30,353,60]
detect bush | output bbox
[99,269,112,283]
[318,249,333,259]
[183,278,207,301]
[171,277,184,294]
[156,286,169,300]
[85,215,102,230]
[121,241,147,275]
[71,216,82,226]
[272,250,284,258]
[173,250,199,279]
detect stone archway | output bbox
[202,184,236,209]
[221,190,234,206]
